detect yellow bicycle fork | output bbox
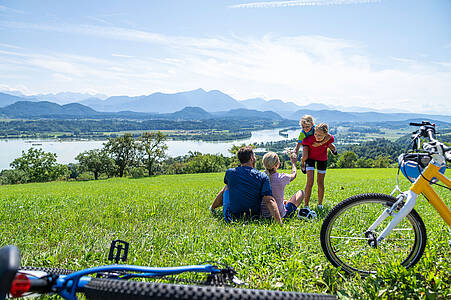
[410,164,451,226]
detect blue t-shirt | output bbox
[224,166,272,218]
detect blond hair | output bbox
[262,152,280,180]
[299,115,314,127]
[316,122,329,134]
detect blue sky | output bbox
[0,0,450,114]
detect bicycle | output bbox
[1,240,336,300]
[320,121,451,276]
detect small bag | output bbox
[398,153,445,183]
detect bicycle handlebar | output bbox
[409,121,451,162]
[409,121,433,127]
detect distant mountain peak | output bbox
[179,106,208,113]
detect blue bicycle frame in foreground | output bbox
[23,264,223,300]
[1,241,335,300]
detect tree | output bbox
[345,138,403,161]
[185,153,227,173]
[356,157,374,168]
[0,169,29,185]
[137,131,168,176]
[67,163,80,179]
[9,148,68,183]
[104,133,137,177]
[336,151,358,168]
[372,155,392,168]
[76,149,115,180]
[327,149,339,168]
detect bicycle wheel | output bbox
[19,266,74,275]
[320,193,426,275]
[84,278,336,300]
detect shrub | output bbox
[0,169,29,185]
[129,167,146,178]
[76,172,95,181]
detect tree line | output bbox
[0,118,294,139]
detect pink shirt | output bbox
[261,172,291,218]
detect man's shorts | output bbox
[305,158,327,174]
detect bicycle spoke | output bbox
[329,236,368,240]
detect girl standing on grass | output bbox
[293,115,331,173]
[260,152,304,219]
[301,122,336,210]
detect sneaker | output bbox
[209,206,215,215]
[297,207,317,220]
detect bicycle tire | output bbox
[320,193,426,276]
[19,266,74,275]
[84,278,336,300]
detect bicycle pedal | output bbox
[108,240,129,263]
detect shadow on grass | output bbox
[209,206,333,225]
[209,209,277,225]
[313,205,332,219]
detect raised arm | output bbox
[263,195,282,225]
[294,142,301,157]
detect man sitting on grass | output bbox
[209,146,282,225]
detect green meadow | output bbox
[1,169,450,299]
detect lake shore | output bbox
[0,128,300,170]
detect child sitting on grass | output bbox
[260,152,304,219]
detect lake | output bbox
[0,128,299,170]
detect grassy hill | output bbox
[0,169,449,298]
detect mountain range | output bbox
[0,101,284,121]
[0,89,450,123]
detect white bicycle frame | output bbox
[366,154,448,246]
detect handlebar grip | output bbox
[410,121,433,127]
[0,246,20,300]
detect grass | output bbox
[0,168,450,299]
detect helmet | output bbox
[297,208,317,220]
[398,153,446,183]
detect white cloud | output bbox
[85,16,114,26]
[112,53,135,58]
[52,73,73,81]
[0,21,230,50]
[229,0,381,9]
[0,43,24,50]
[0,5,25,14]
[0,22,450,114]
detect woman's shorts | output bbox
[283,202,297,218]
[305,158,327,174]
